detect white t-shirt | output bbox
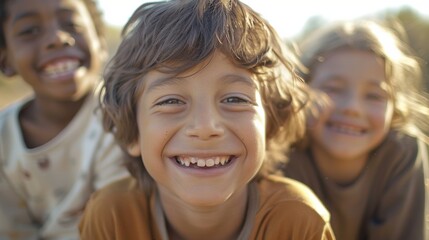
[0,94,129,240]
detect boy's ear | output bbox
[127,141,141,157]
[0,49,16,77]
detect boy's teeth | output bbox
[177,156,230,168]
[206,159,215,167]
[197,159,205,167]
[43,59,79,76]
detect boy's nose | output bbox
[44,24,75,49]
[185,104,225,140]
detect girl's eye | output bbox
[365,86,389,101]
[155,98,184,106]
[222,96,252,104]
[366,92,387,101]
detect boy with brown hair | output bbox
[79,0,335,239]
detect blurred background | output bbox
[1,0,428,108]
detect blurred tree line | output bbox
[294,8,429,91]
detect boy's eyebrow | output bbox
[146,74,256,92]
[57,8,75,16]
[146,76,183,92]
[224,74,256,87]
[11,8,75,25]
[11,12,36,24]
[223,74,257,88]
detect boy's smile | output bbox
[128,51,266,207]
[174,155,234,168]
[40,57,81,82]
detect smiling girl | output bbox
[282,20,429,240]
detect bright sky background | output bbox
[99,0,429,39]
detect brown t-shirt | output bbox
[79,175,335,240]
[283,131,428,240]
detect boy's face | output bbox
[308,49,393,163]
[1,0,104,101]
[128,52,266,207]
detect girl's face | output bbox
[308,49,394,163]
[128,52,266,208]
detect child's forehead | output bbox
[143,70,257,91]
[143,52,257,85]
[6,0,88,18]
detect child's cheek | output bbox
[306,92,334,129]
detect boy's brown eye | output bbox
[62,20,82,32]
[223,96,249,104]
[156,98,184,106]
[65,21,77,28]
[224,97,248,103]
[18,26,40,36]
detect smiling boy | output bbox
[79,0,335,239]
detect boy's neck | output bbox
[159,185,250,240]
[18,94,89,148]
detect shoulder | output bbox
[373,131,420,169]
[82,177,147,222]
[79,177,151,237]
[0,99,27,125]
[256,175,330,222]
[87,177,143,208]
[282,149,316,179]
[73,93,116,152]
[378,131,418,155]
[81,177,147,224]
[252,175,334,238]
[0,102,18,143]
[0,100,29,159]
